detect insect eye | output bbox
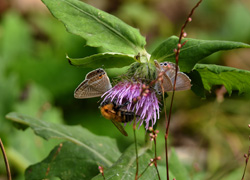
[160,63,163,66]
[97,70,100,73]
[164,62,168,66]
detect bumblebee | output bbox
[100,100,135,136]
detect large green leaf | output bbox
[67,52,135,68]
[6,112,121,168]
[169,149,191,180]
[42,0,146,54]
[25,141,101,180]
[92,145,158,180]
[194,64,250,95]
[150,36,250,72]
[187,70,206,98]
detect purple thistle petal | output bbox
[101,81,160,130]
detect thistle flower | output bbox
[101,80,160,130]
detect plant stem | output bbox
[241,144,250,180]
[164,1,203,180]
[0,138,12,180]
[133,118,139,180]
[138,163,151,179]
[153,137,161,180]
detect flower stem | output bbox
[153,137,161,180]
[133,118,139,180]
[98,166,106,180]
[241,136,250,180]
[0,139,12,180]
[164,1,203,180]
[138,163,151,179]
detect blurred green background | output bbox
[0,0,250,179]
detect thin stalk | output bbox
[164,1,203,180]
[98,166,106,180]
[0,139,12,180]
[134,118,139,180]
[138,163,151,179]
[153,137,161,180]
[241,144,250,180]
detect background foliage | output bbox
[0,0,250,179]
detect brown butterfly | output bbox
[154,60,191,93]
[74,68,112,99]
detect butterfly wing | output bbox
[174,72,192,91]
[88,71,112,92]
[85,68,104,79]
[154,60,173,93]
[110,119,128,136]
[74,79,104,99]
[74,68,112,99]
[159,61,191,91]
[155,74,173,93]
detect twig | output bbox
[152,130,161,180]
[0,138,12,180]
[241,134,250,180]
[164,1,203,180]
[98,166,106,180]
[138,162,151,179]
[134,118,139,180]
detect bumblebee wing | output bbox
[74,79,103,99]
[110,119,128,136]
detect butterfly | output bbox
[74,68,112,99]
[154,60,191,93]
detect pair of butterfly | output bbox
[74,60,191,136]
[74,60,191,99]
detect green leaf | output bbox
[169,149,191,180]
[150,36,250,72]
[42,0,146,54]
[25,141,101,180]
[158,165,175,180]
[92,145,158,180]
[67,52,136,68]
[6,112,121,167]
[187,70,206,98]
[194,64,250,95]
